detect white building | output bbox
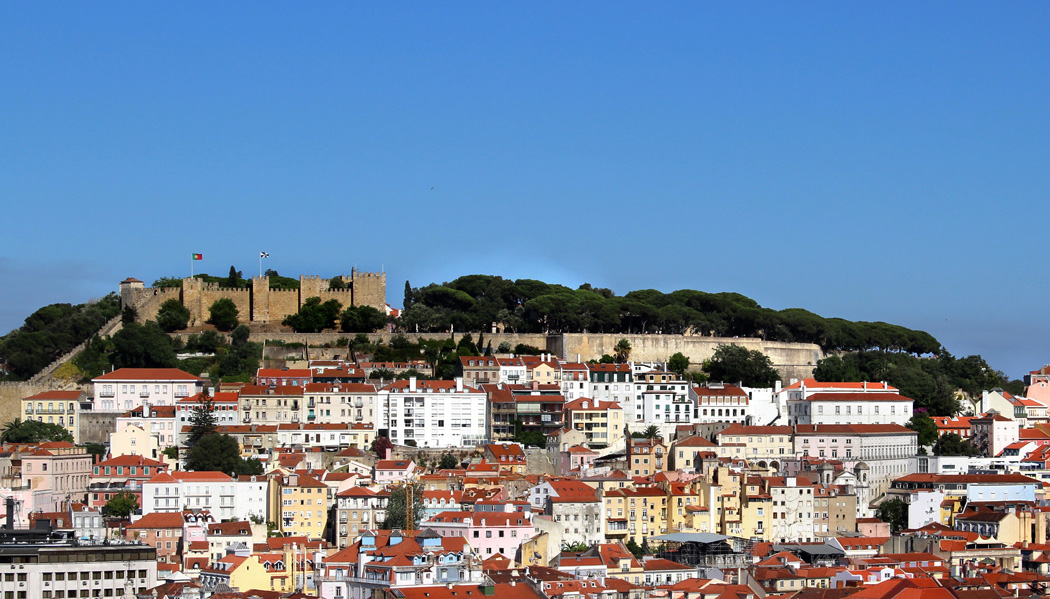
[114,405,178,450]
[497,357,527,384]
[587,364,636,420]
[0,537,157,598]
[377,378,488,447]
[788,392,913,426]
[794,424,919,517]
[141,471,237,520]
[635,371,693,428]
[234,474,269,522]
[92,367,204,412]
[691,383,751,424]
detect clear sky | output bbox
[2,4,1048,379]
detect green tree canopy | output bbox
[103,491,139,519]
[0,419,74,443]
[185,433,262,475]
[934,433,980,456]
[283,297,342,332]
[384,484,424,530]
[339,305,387,333]
[156,298,190,333]
[438,454,460,470]
[111,322,177,369]
[907,413,938,447]
[704,344,780,387]
[208,299,240,332]
[668,352,691,377]
[187,391,217,446]
[875,498,908,534]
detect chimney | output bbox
[455,377,464,392]
[409,377,417,392]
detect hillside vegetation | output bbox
[402,275,940,354]
[0,294,121,380]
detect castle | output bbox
[119,270,386,327]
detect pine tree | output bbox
[187,389,217,447]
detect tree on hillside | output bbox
[111,322,177,369]
[121,305,138,325]
[875,498,908,534]
[934,433,980,456]
[613,339,632,363]
[439,454,459,470]
[224,266,244,289]
[156,298,190,332]
[208,299,239,332]
[187,390,217,447]
[185,433,262,475]
[384,484,424,530]
[704,344,780,387]
[668,352,690,377]
[907,413,938,447]
[284,297,342,333]
[103,491,138,520]
[0,419,74,444]
[339,305,387,333]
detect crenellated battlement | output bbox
[127,271,386,326]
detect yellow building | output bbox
[715,425,794,471]
[268,472,328,539]
[563,398,624,448]
[604,486,668,546]
[22,390,84,443]
[626,437,668,477]
[663,481,704,535]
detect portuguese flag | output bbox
[192,253,203,260]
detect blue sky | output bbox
[2,4,1048,379]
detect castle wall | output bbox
[182,278,251,327]
[267,289,300,324]
[118,273,388,328]
[166,331,819,381]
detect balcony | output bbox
[292,401,300,410]
[355,400,364,408]
[292,414,300,423]
[308,411,316,421]
[99,391,115,398]
[140,390,150,398]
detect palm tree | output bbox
[643,424,660,440]
[613,339,632,364]
[0,418,23,443]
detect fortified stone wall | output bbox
[555,334,822,382]
[266,288,301,324]
[124,273,388,327]
[171,331,819,381]
[180,278,252,328]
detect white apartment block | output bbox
[142,472,237,520]
[378,378,488,447]
[788,392,913,427]
[92,368,204,412]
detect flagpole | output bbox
[191,254,194,278]
[259,254,262,278]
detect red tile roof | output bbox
[94,368,201,381]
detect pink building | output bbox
[560,445,598,474]
[20,442,93,505]
[426,510,535,558]
[374,459,418,485]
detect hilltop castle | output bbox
[119,270,386,327]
